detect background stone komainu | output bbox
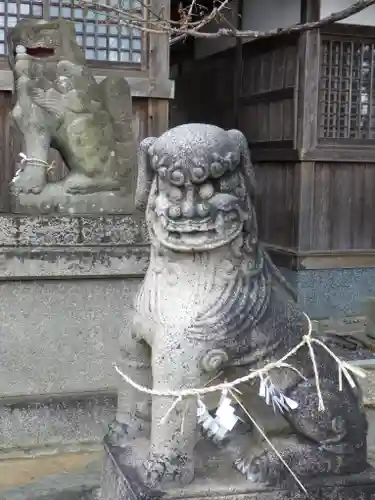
[7,18,137,215]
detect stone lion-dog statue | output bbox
[107,123,368,490]
[7,19,135,213]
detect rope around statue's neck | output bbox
[114,312,366,411]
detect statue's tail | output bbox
[98,76,137,197]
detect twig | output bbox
[75,0,375,40]
[187,0,197,18]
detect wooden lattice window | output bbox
[0,0,142,63]
[319,36,375,140]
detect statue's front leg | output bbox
[11,104,50,195]
[143,340,207,488]
[106,332,152,446]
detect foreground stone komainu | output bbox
[7,19,136,214]
[104,123,370,497]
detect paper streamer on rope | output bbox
[258,374,299,413]
[197,390,240,443]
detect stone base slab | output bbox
[0,214,149,278]
[101,442,375,500]
[12,185,134,215]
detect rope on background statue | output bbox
[13,153,56,178]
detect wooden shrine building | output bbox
[170,0,375,319]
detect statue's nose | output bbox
[181,186,196,218]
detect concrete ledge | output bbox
[280,267,373,319]
[0,390,115,454]
[0,278,140,397]
[0,246,149,279]
[0,215,149,246]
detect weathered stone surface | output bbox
[80,215,149,246]
[282,266,375,319]
[0,215,148,247]
[11,189,135,216]
[0,460,101,500]
[101,442,375,500]
[8,18,136,215]
[0,391,115,453]
[0,279,140,397]
[0,217,17,246]
[18,217,80,246]
[0,215,149,278]
[0,247,148,279]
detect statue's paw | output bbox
[63,173,120,195]
[142,453,194,488]
[104,419,133,447]
[11,167,46,195]
[234,452,270,484]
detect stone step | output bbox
[0,391,116,456]
[0,451,102,499]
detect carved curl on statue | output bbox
[107,123,368,490]
[7,19,136,214]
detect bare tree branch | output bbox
[75,0,375,42]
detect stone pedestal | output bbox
[101,442,375,500]
[0,214,149,454]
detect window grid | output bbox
[0,0,44,55]
[50,0,142,63]
[0,0,142,63]
[319,37,375,140]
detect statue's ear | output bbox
[227,129,256,202]
[135,136,157,211]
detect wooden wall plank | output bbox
[297,162,375,252]
[297,161,315,250]
[239,41,298,147]
[330,163,353,250]
[255,162,298,249]
[311,162,330,250]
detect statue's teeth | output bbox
[15,45,26,54]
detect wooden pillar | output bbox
[147,0,171,138]
[295,0,321,251]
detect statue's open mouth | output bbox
[14,44,55,59]
[26,47,55,58]
[152,210,243,252]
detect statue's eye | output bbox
[168,186,183,202]
[169,168,185,186]
[191,165,209,183]
[210,161,226,179]
[199,183,214,200]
